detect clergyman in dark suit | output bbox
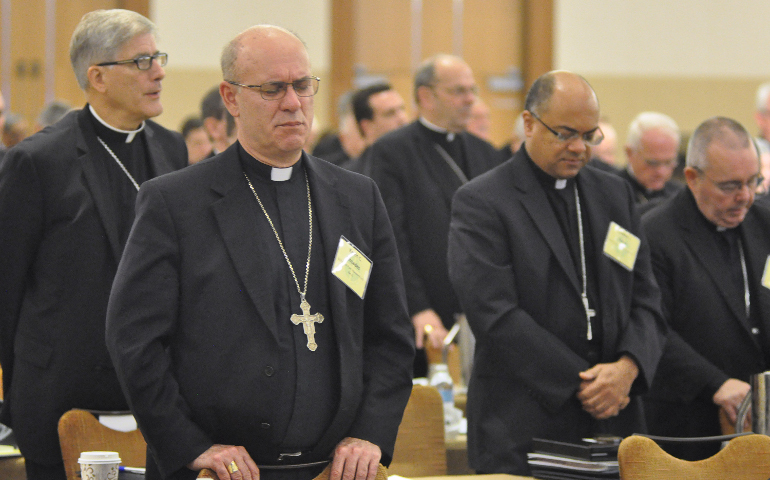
[367,54,501,375]
[448,71,667,475]
[0,9,187,480]
[106,25,414,480]
[643,116,770,460]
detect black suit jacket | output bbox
[0,107,187,464]
[368,120,501,327]
[642,189,770,441]
[448,147,666,475]
[106,145,414,479]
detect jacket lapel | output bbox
[210,145,280,342]
[676,193,749,327]
[511,152,581,293]
[739,209,770,351]
[76,109,123,263]
[303,155,361,457]
[144,122,181,176]
[412,124,465,210]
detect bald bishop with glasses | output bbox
[106,24,414,480]
[642,117,770,461]
[0,9,187,480]
[447,71,667,475]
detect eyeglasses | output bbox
[225,76,320,101]
[430,84,478,97]
[643,158,678,169]
[97,53,168,70]
[694,167,764,195]
[530,111,604,146]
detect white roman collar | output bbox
[271,166,293,182]
[89,105,145,143]
[419,117,456,142]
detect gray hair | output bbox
[686,116,754,170]
[757,82,770,112]
[626,112,680,151]
[221,25,305,81]
[69,9,156,90]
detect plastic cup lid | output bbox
[78,451,121,464]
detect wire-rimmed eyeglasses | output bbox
[225,76,321,101]
[530,111,604,146]
[97,53,168,71]
[694,167,764,195]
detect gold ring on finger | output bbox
[228,461,239,474]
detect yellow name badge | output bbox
[762,255,770,291]
[331,236,373,299]
[602,221,641,271]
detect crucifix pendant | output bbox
[582,293,596,341]
[290,297,324,351]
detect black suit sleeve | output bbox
[368,140,433,317]
[0,147,45,401]
[106,181,212,477]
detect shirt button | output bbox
[264,366,275,376]
[752,327,760,335]
[261,423,271,430]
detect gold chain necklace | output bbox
[243,170,324,351]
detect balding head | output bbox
[523,71,601,179]
[219,25,314,167]
[414,54,477,132]
[221,25,308,82]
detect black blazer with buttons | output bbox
[106,144,415,479]
[0,107,187,465]
[642,189,770,440]
[448,147,666,475]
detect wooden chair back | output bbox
[58,409,146,480]
[388,384,447,477]
[618,433,770,480]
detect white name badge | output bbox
[602,221,640,271]
[331,236,373,299]
[762,255,770,291]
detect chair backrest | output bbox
[58,409,146,480]
[618,433,770,480]
[388,384,447,477]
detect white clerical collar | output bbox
[271,165,293,181]
[419,117,456,142]
[554,179,568,189]
[89,105,145,143]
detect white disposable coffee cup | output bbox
[78,451,121,480]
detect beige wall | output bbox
[150,0,331,132]
[150,0,770,150]
[555,0,770,164]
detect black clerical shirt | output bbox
[88,106,154,249]
[239,145,339,452]
[526,153,603,364]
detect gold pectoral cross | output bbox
[290,297,324,351]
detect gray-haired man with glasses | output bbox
[0,9,187,480]
[448,70,666,475]
[106,24,413,480]
[619,111,683,212]
[643,116,770,461]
